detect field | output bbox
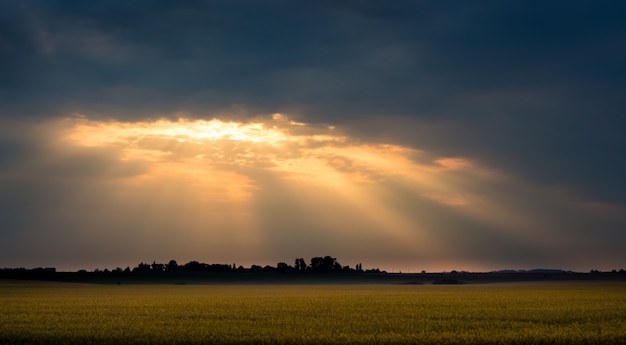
[1,280,625,344]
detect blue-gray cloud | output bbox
[3,1,625,119]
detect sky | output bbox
[1,1,626,272]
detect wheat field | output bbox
[1,280,625,344]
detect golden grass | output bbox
[1,280,625,344]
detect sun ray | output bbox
[46,113,568,269]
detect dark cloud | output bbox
[2,1,624,119]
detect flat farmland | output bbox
[1,280,625,344]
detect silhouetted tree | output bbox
[183,261,207,272]
[310,256,342,272]
[151,261,165,272]
[310,257,323,271]
[277,262,292,273]
[133,262,151,273]
[295,258,307,271]
[166,260,179,272]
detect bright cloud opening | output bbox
[1,113,620,272]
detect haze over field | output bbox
[1,1,625,272]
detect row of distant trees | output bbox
[54,256,378,274]
[119,256,379,274]
[3,262,626,276]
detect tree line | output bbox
[121,256,380,274]
[0,256,378,275]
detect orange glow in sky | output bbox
[0,113,599,271]
[60,114,481,206]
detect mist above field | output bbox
[1,2,626,272]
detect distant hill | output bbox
[494,269,574,274]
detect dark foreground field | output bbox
[1,279,625,344]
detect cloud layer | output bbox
[1,115,624,271]
[1,1,626,271]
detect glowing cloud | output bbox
[54,115,501,262]
[59,114,487,204]
[1,113,623,272]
